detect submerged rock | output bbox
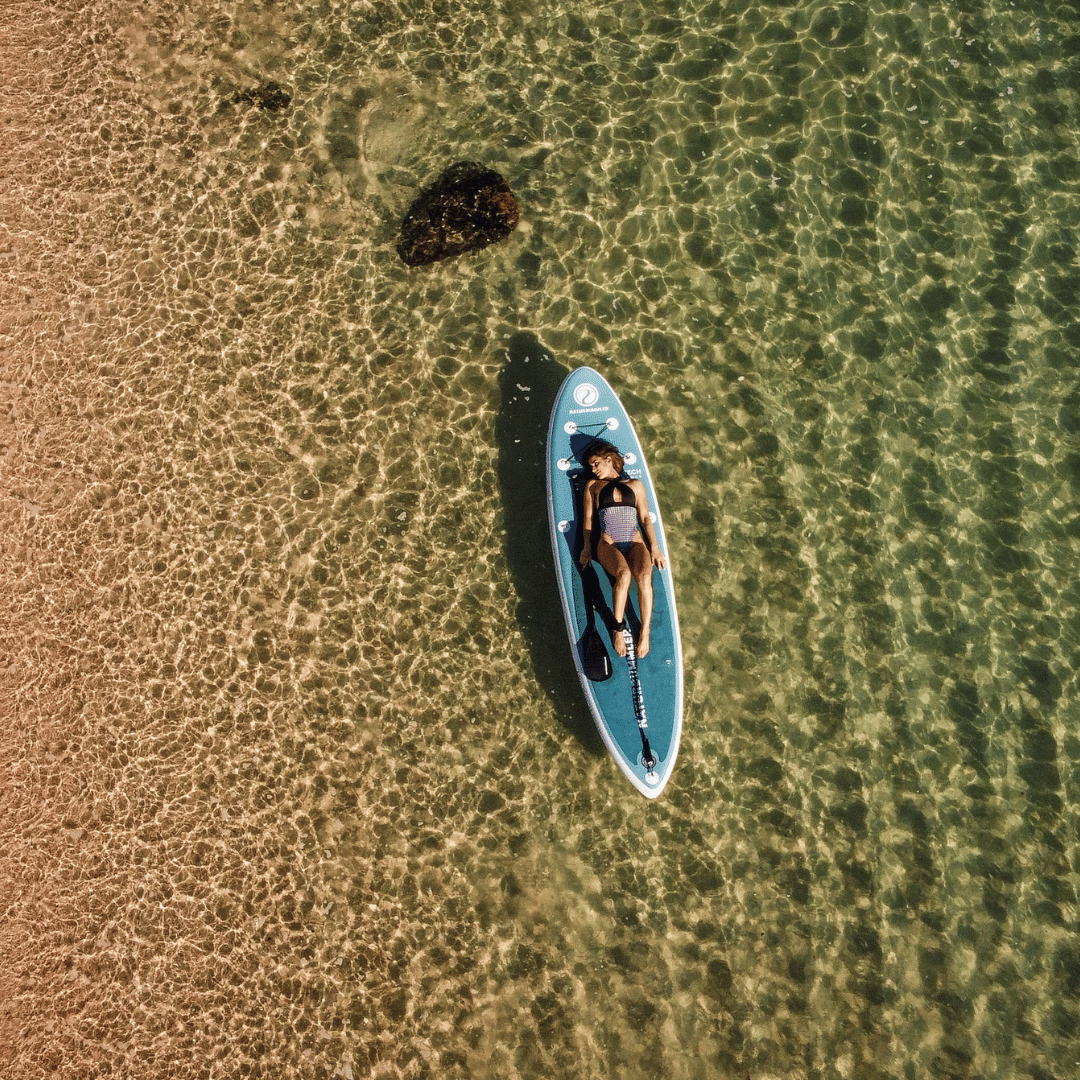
[230,81,292,112]
[396,161,519,267]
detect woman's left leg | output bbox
[627,541,655,656]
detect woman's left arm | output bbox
[633,480,668,570]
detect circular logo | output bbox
[573,382,600,407]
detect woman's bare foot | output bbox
[613,625,628,657]
[638,629,650,657]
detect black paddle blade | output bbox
[582,626,613,682]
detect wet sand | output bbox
[1,5,127,1072]
[2,4,77,1070]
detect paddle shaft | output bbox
[621,628,656,770]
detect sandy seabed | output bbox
[4,2,1080,1078]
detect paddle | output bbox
[576,562,612,682]
[620,625,657,771]
[582,623,612,681]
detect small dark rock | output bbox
[230,80,292,112]
[396,161,519,267]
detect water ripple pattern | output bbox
[2,0,1079,1078]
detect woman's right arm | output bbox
[578,480,595,566]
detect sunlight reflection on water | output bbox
[4,1,1080,1078]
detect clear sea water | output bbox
[6,0,1080,1078]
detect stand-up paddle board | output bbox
[546,367,682,798]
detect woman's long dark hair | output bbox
[582,439,624,476]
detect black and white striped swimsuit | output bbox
[598,480,641,552]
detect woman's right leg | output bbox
[595,536,632,656]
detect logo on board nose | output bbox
[573,383,600,407]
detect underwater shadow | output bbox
[495,331,605,758]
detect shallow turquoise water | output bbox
[10,0,1080,1077]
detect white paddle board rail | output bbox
[545,367,683,798]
